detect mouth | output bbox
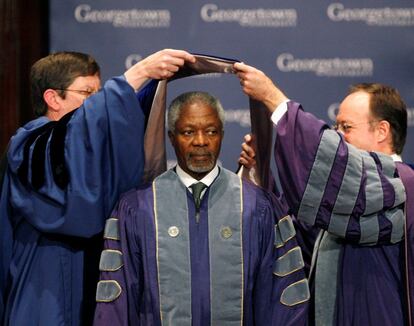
[190,153,212,161]
[186,152,216,173]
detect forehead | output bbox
[176,101,220,125]
[69,74,101,89]
[337,91,371,121]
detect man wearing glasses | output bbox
[0,49,195,326]
[332,83,406,161]
[235,62,413,326]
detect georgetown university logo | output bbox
[327,3,414,26]
[200,4,297,27]
[74,4,170,28]
[276,53,374,77]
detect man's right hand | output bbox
[233,62,288,113]
[125,49,196,91]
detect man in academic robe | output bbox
[235,62,414,326]
[93,91,310,325]
[0,49,195,325]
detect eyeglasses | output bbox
[332,121,377,133]
[54,88,97,98]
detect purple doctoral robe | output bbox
[0,77,155,325]
[274,101,411,326]
[94,168,309,325]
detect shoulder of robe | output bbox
[17,110,77,190]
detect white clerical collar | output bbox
[175,164,219,191]
[391,154,402,162]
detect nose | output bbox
[193,131,208,146]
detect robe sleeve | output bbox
[274,101,406,245]
[94,194,143,326]
[7,77,156,237]
[253,192,309,326]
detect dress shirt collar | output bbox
[175,164,219,191]
[391,154,402,162]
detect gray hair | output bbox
[167,91,225,133]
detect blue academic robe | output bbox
[93,168,309,325]
[274,101,409,325]
[0,76,156,325]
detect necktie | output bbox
[190,182,207,212]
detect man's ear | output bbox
[376,120,391,144]
[43,89,62,113]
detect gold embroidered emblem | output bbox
[221,226,233,239]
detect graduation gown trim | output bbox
[153,168,243,325]
[396,163,414,326]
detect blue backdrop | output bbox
[50,0,414,168]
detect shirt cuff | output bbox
[270,100,290,125]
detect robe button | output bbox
[221,226,233,239]
[168,226,180,237]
